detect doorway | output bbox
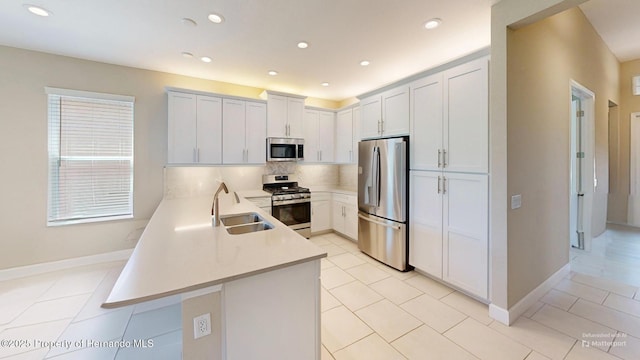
[569,81,595,251]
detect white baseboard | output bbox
[489,263,570,325]
[0,249,133,282]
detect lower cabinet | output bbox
[311,192,331,233]
[409,170,488,299]
[332,194,358,240]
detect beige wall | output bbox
[0,45,339,270]
[609,60,640,223]
[506,7,619,306]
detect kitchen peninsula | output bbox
[103,192,327,359]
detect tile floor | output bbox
[1,232,640,359]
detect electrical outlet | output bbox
[193,313,211,339]
[511,194,522,209]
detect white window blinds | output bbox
[47,87,134,225]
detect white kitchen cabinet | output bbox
[311,192,331,233]
[352,106,361,161]
[360,85,409,139]
[168,92,222,164]
[411,57,488,173]
[304,109,335,163]
[336,108,354,163]
[266,92,305,138]
[410,170,488,299]
[332,193,357,240]
[222,99,266,164]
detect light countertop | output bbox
[103,193,327,308]
[306,185,356,196]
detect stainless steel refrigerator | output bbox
[358,137,409,271]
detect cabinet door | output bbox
[287,97,305,138]
[168,92,197,164]
[245,102,267,164]
[267,94,287,137]
[311,200,331,232]
[331,200,345,234]
[343,203,358,240]
[318,111,335,163]
[335,109,353,164]
[222,99,246,164]
[442,172,488,299]
[443,57,489,173]
[410,74,443,171]
[360,96,382,139]
[409,171,443,277]
[381,86,410,137]
[197,95,223,164]
[352,106,361,163]
[304,110,320,162]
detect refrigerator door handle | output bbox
[358,213,401,230]
[374,146,381,207]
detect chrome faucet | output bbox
[212,182,229,226]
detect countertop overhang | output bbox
[103,193,327,308]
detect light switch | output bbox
[511,194,522,209]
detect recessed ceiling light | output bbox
[24,4,51,17]
[424,18,442,30]
[181,52,194,58]
[321,82,329,87]
[201,56,212,63]
[360,60,370,67]
[297,42,309,49]
[181,18,197,27]
[268,70,278,76]
[208,13,224,24]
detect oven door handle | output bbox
[272,199,311,206]
[358,213,401,230]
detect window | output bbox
[47,87,134,225]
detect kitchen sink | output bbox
[219,212,274,235]
[226,222,274,235]
[220,212,264,227]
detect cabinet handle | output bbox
[443,149,447,167]
[349,150,352,163]
[381,120,384,134]
[193,148,197,163]
[197,148,200,163]
[437,176,441,194]
[442,176,447,194]
[438,149,442,168]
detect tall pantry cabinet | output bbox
[409,57,489,299]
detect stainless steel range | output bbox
[262,174,311,238]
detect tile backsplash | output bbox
[164,163,342,199]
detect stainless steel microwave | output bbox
[266,137,304,162]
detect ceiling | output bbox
[0,1,637,102]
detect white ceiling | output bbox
[0,0,493,101]
[0,1,637,102]
[579,0,640,62]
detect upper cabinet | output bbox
[265,92,305,138]
[335,108,354,163]
[360,85,409,139]
[168,91,222,164]
[304,109,335,163]
[222,99,267,164]
[411,57,489,173]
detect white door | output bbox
[443,58,489,173]
[360,96,382,139]
[222,99,246,164]
[442,172,488,299]
[167,92,197,164]
[335,109,353,163]
[318,111,335,162]
[409,171,443,277]
[287,97,305,138]
[197,95,223,164]
[630,113,640,226]
[381,86,410,137]
[410,74,443,171]
[245,102,267,164]
[304,110,319,162]
[267,94,287,137]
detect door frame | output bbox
[569,80,595,251]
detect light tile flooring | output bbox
[2,232,640,359]
[571,224,640,287]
